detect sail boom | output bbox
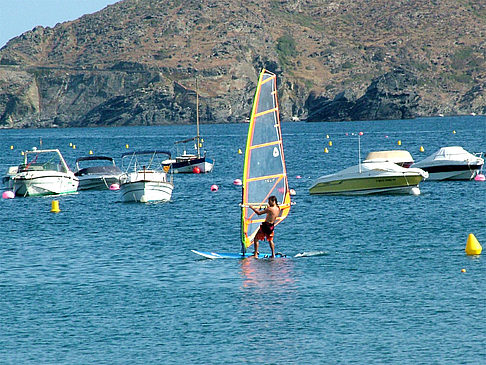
[254,107,278,118]
[247,174,284,183]
[249,140,281,150]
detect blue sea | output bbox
[0,116,485,364]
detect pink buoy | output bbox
[233,179,242,186]
[296,175,302,179]
[474,174,485,181]
[193,166,201,174]
[2,191,14,199]
[109,183,120,191]
[210,184,218,192]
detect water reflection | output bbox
[239,257,295,291]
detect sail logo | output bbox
[273,147,279,157]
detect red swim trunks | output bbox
[255,221,275,241]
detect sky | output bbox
[0,0,121,48]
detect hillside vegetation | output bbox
[0,0,485,127]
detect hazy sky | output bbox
[0,0,121,48]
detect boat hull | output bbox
[309,174,424,195]
[120,180,173,202]
[171,157,214,173]
[77,175,121,190]
[13,173,79,197]
[416,164,482,181]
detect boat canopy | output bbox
[76,156,115,163]
[364,150,414,164]
[121,150,171,158]
[414,146,480,164]
[316,161,428,182]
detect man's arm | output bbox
[250,206,267,215]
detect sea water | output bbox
[0,116,485,364]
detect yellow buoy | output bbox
[420,146,424,152]
[465,233,482,255]
[125,144,129,149]
[453,130,456,134]
[89,150,93,155]
[69,142,73,147]
[238,149,242,154]
[397,140,402,146]
[51,200,61,213]
[324,147,329,153]
[328,141,332,146]
[21,151,24,156]
[73,145,76,149]
[10,145,13,150]
[461,268,466,273]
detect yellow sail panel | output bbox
[240,69,291,252]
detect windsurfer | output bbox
[250,195,280,258]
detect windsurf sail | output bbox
[240,69,292,253]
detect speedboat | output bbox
[309,161,429,195]
[120,150,174,203]
[411,146,484,180]
[11,148,79,197]
[364,150,414,168]
[74,155,123,190]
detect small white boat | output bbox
[411,146,484,180]
[364,150,414,168]
[12,148,79,197]
[74,155,123,190]
[309,161,429,195]
[120,150,174,203]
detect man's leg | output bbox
[269,239,275,258]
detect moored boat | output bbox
[164,78,214,173]
[120,150,174,203]
[309,161,428,195]
[12,148,79,197]
[74,155,123,190]
[411,146,483,180]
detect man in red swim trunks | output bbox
[250,195,280,258]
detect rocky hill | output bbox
[0,0,485,128]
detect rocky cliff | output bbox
[0,0,485,128]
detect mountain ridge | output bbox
[0,0,485,128]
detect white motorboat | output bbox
[74,155,123,190]
[309,161,429,195]
[12,148,79,197]
[364,150,414,168]
[411,146,484,180]
[120,150,174,203]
